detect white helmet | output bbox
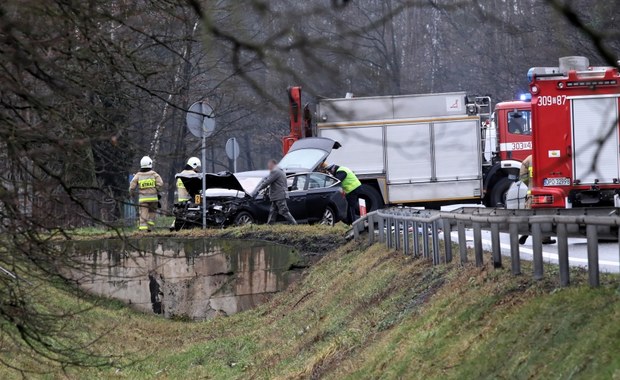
[187,157,201,170]
[140,156,153,169]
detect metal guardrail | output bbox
[352,207,620,287]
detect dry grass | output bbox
[1,229,619,379]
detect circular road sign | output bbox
[186,101,215,138]
[225,137,240,160]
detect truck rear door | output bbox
[571,96,620,185]
[386,123,432,183]
[385,118,482,203]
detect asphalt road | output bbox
[440,205,620,273]
[450,229,620,273]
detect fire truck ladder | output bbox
[470,96,493,167]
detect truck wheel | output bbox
[357,184,384,212]
[489,177,513,208]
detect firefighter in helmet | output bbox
[177,157,201,203]
[519,155,555,245]
[129,156,163,231]
[520,154,533,196]
[325,163,362,224]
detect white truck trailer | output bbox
[315,92,490,209]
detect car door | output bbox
[305,173,339,222]
[285,174,308,222]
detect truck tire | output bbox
[488,177,513,208]
[357,184,384,212]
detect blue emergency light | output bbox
[519,93,532,101]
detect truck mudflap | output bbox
[532,186,620,209]
[568,188,619,208]
[500,160,522,178]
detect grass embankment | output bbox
[68,222,349,254]
[3,226,620,379]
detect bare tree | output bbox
[0,0,617,374]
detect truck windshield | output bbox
[507,111,531,135]
[278,148,326,171]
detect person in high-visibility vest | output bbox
[129,156,163,231]
[326,164,362,224]
[170,157,201,231]
[518,155,555,245]
[520,154,533,209]
[177,157,201,203]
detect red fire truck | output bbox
[483,99,533,206]
[282,86,533,209]
[528,57,620,208]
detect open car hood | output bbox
[279,137,342,173]
[176,172,246,198]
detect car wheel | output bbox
[489,177,514,208]
[174,219,185,231]
[320,207,336,226]
[356,184,384,212]
[234,211,255,225]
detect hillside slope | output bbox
[2,227,619,379]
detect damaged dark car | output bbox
[172,170,348,229]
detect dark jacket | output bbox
[253,166,289,201]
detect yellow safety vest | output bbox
[337,166,362,194]
[177,178,190,202]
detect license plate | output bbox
[195,194,201,204]
[543,177,570,186]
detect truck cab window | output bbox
[508,111,531,135]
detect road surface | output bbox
[440,205,620,273]
[449,229,620,273]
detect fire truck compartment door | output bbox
[386,123,433,182]
[572,97,620,185]
[433,120,481,180]
[320,126,384,175]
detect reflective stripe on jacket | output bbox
[176,169,194,202]
[337,166,361,194]
[519,155,532,187]
[130,170,163,203]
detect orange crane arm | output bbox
[282,86,312,154]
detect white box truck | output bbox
[314,92,488,209]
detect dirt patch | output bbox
[219,228,347,254]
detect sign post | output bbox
[201,132,206,227]
[186,101,215,229]
[225,137,240,173]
